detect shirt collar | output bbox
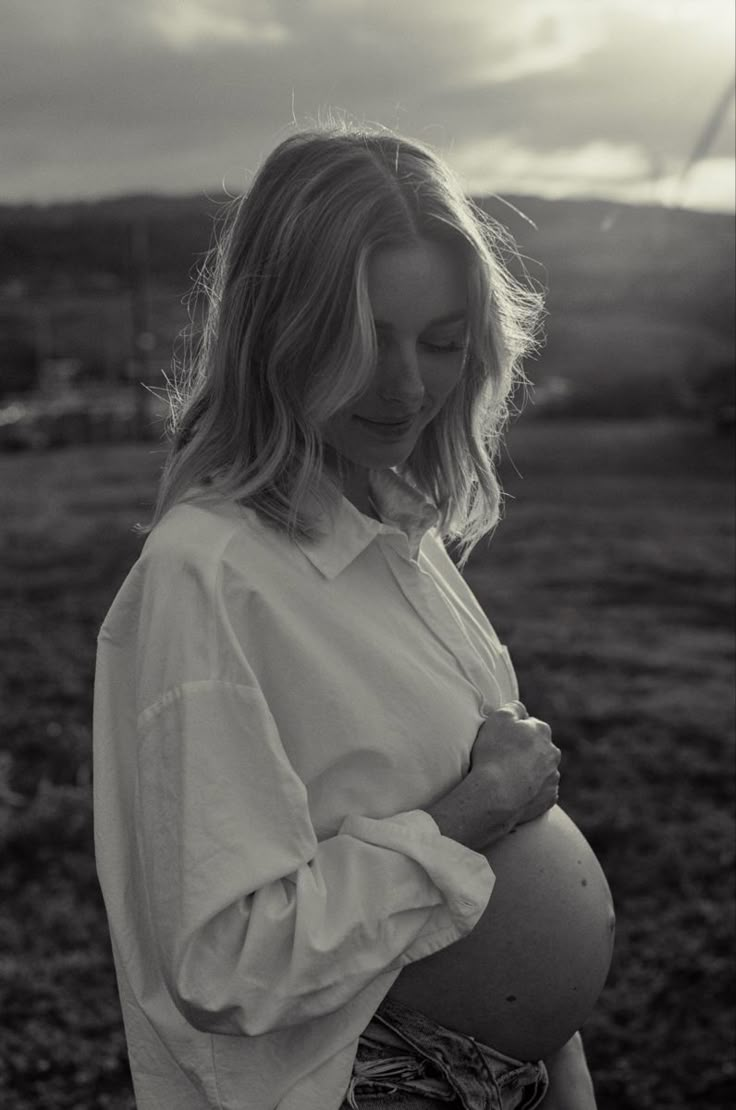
[295,469,440,579]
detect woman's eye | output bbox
[374,331,466,355]
[422,339,465,353]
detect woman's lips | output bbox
[353,414,417,438]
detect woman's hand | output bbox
[471,702,561,830]
[426,701,560,851]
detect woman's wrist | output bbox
[426,770,516,850]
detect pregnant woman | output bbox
[94,123,614,1110]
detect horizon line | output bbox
[0,185,733,218]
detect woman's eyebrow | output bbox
[373,309,467,330]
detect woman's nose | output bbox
[376,343,425,408]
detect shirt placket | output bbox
[377,532,505,715]
[423,551,520,706]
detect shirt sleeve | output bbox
[135,677,494,1036]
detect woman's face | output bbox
[321,238,468,476]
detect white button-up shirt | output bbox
[93,468,520,1110]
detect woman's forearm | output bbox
[541,1032,597,1110]
[426,769,515,850]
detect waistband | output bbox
[351,996,548,1110]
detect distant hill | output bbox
[483,194,735,415]
[0,190,733,415]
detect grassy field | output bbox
[0,418,734,1109]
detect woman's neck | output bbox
[323,452,377,519]
[343,468,378,519]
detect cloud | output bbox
[0,0,733,208]
[450,133,735,212]
[452,135,654,197]
[148,0,290,49]
[656,155,736,211]
[421,6,734,150]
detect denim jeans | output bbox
[341,996,548,1110]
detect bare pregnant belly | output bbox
[387,806,615,1061]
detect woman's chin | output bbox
[365,444,416,468]
[336,441,416,472]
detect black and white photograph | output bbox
[1,2,734,1108]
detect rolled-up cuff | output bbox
[339,809,495,931]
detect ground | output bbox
[0,418,733,1109]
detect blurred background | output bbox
[0,2,734,1108]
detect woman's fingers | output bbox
[498,700,529,719]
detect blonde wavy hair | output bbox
[148,120,544,567]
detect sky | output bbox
[2,0,735,211]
